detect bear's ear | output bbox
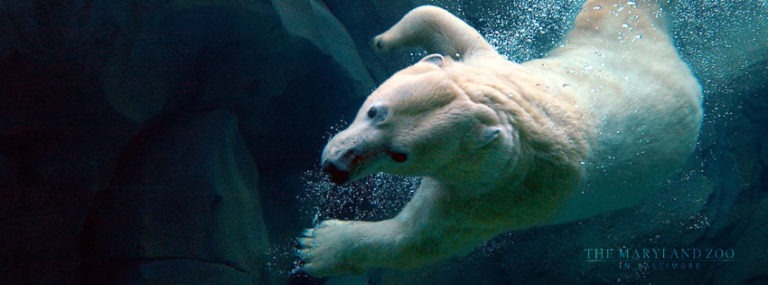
[419,53,444,67]
[473,126,501,149]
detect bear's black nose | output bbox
[373,37,384,50]
[322,161,350,185]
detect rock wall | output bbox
[80,110,268,284]
[0,0,766,284]
[0,0,380,283]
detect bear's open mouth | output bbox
[323,161,350,185]
[322,148,408,185]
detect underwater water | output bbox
[0,0,765,284]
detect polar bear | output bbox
[299,0,702,277]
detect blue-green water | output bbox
[0,0,765,284]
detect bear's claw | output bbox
[301,228,315,237]
[296,219,360,277]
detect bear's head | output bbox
[321,54,518,187]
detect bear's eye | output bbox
[367,106,378,119]
[366,105,388,122]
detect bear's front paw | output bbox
[297,219,365,277]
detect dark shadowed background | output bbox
[0,0,766,284]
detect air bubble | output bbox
[299,154,419,223]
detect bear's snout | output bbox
[321,144,360,185]
[323,160,350,185]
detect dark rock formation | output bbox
[81,110,268,284]
[0,0,378,282]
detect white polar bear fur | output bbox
[299,0,702,277]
